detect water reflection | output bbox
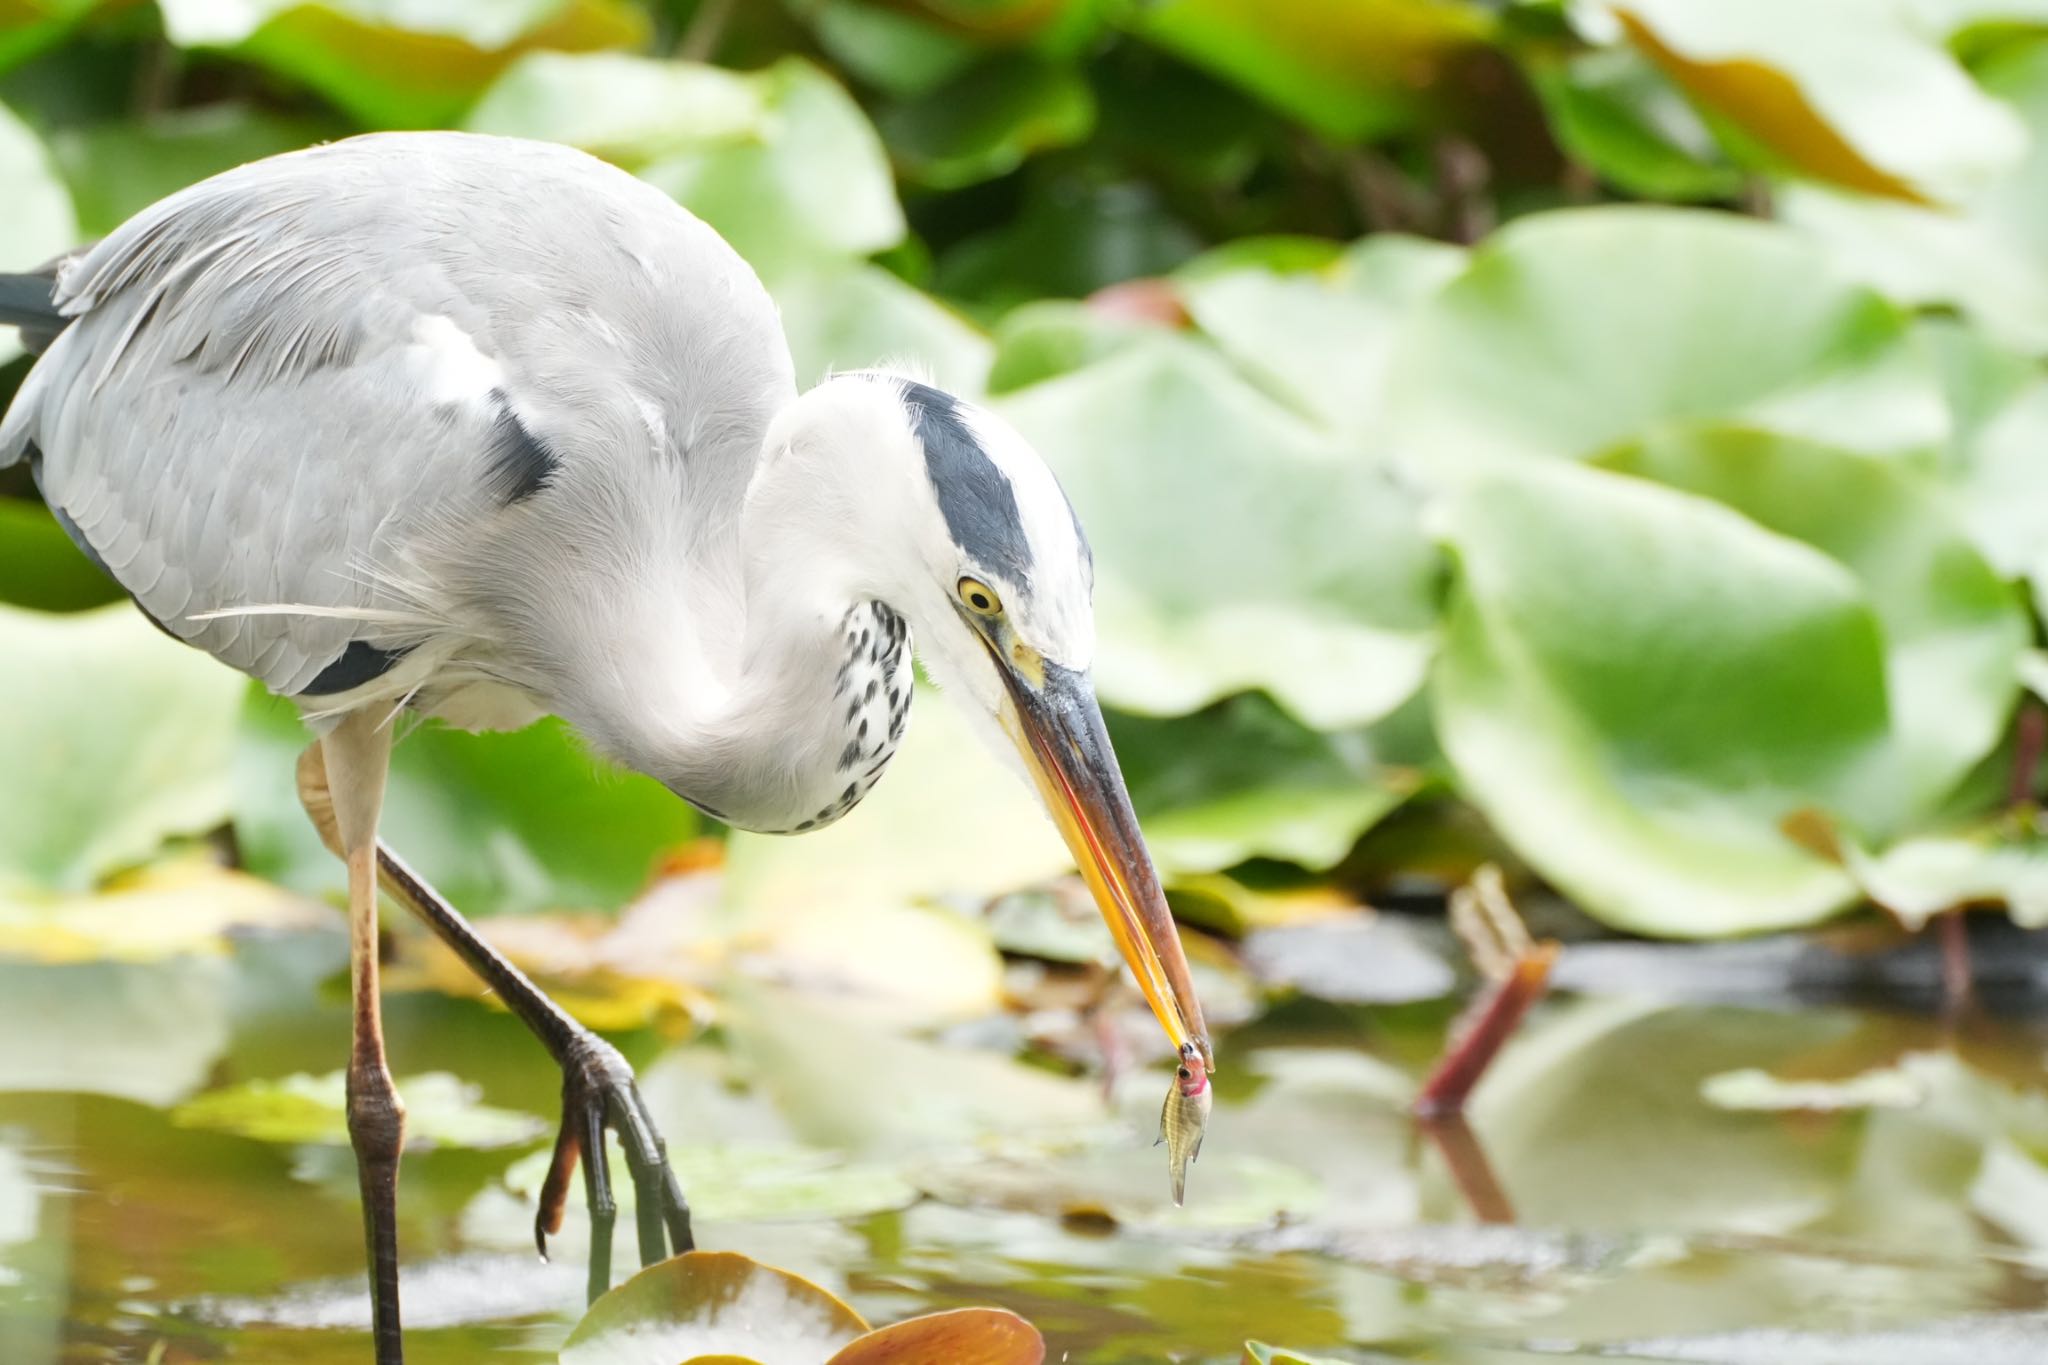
[5,933,2048,1361]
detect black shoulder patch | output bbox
[901,381,1033,592]
[300,640,414,696]
[484,393,559,504]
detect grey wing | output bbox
[0,132,795,702]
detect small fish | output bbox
[1157,1044,1212,1206]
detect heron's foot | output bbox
[535,1030,693,1303]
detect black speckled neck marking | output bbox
[901,381,1033,593]
[781,602,913,834]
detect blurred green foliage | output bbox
[7,0,2048,942]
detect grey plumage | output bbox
[2,132,792,707]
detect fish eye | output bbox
[1176,1066,1192,1080]
[957,577,1002,616]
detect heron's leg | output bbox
[377,844,693,1289]
[296,748,692,1304]
[319,711,405,1365]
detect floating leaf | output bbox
[0,604,245,894]
[773,262,993,395]
[877,54,1094,189]
[1433,461,1873,936]
[634,58,905,279]
[1702,1065,1926,1113]
[236,688,698,916]
[1387,207,1945,476]
[1585,0,2024,203]
[1000,337,1439,727]
[498,1139,919,1226]
[985,300,1163,394]
[1179,234,1465,443]
[1780,39,2048,355]
[50,103,340,238]
[1604,425,2027,839]
[461,51,760,160]
[561,1251,868,1365]
[1243,1345,1368,1365]
[0,498,121,612]
[158,0,646,129]
[1529,46,1745,202]
[0,956,231,1104]
[1111,694,1420,876]
[1438,428,2027,935]
[720,684,1066,924]
[806,0,982,100]
[469,54,903,278]
[825,1309,1044,1365]
[173,1070,547,1149]
[1123,0,1496,143]
[0,853,326,963]
[1847,826,2048,931]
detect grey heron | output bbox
[0,130,1214,1362]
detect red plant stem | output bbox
[1418,1115,1516,1224]
[1413,943,1558,1120]
[1939,910,1974,1018]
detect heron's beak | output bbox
[992,655,1213,1071]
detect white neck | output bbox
[544,378,940,832]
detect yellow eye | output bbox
[957,577,1002,616]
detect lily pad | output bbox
[1110,694,1420,876]
[236,688,698,916]
[720,683,1066,924]
[1123,0,1496,143]
[1603,425,2027,839]
[1530,46,1745,202]
[1432,461,1874,936]
[773,262,993,396]
[876,53,1094,190]
[469,54,903,279]
[0,498,122,612]
[561,1251,869,1365]
[999,336,1440,728]
[825,1309,1044,1365]
[172,1070,548,1149]
[1847,826,2048,931]
[158,0,646,129]
[51,103,343,238]
[1701,1065,1926,1113]
[0,604,246,894]
[1386,207,1944,477]
[1780,39,2048,356]
[1582,0,2024,204]
[1436,429,2027,935]
[1179,234,1466,443]
[498,1139,919,1225]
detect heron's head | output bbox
[762,372,1211,1068]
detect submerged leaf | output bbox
[561,1251,868,1365]
[0,854,327,963]
[172,1071,548,1150]
[1,604,245,894]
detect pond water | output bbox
[7,916,2048,1364]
